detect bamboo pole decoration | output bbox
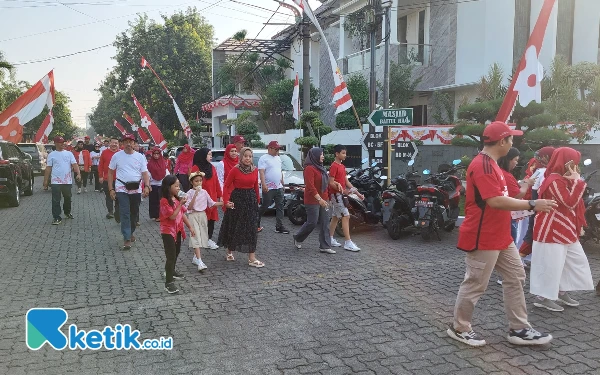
[352,104,364,135]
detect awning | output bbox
[201,96,261,112]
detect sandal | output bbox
[248,259,264,268]
[226,253,235,261]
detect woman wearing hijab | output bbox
[217,147,264,267]
[292,147,341,254]
[221,144,239,186]
[530,147,594,312]
[147,147,170,221]
[191,147,222,250]
[174,144,195,192]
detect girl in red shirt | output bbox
[530,147,595,311]
[160,175,195,294]
[217,147,264,267]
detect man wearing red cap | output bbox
[43,136,82,225]
[258,140,289,234]
[447,121,557,347]
[231,135,246,151]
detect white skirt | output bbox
[188,211,209,249]
[530,241,595,300]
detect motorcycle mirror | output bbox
[584,159,592,166]
[423,169,431,175]
[361,158,369,164]
[380,175,388,180]
[452,159,461,165]
[407,160,415,166]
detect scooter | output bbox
[581,159,600,245]
[381,159,421,239]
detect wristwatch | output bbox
[528,200,536,210]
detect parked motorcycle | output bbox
[414,159,465,241]
[381,159,421,239]
[286,183,306,226]
[581,159,600,244]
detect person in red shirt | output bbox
[173,144,195,192]
[222,144,239,184]
[292,147,340,254]
[328,144,363,252]
[159,175,195,294]
[530,147,595,311]
[217,147,264,267]
[448,121,557,347]
[98,137,120,220]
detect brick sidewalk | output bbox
[0,177,599,374]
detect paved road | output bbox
[1,177,599,375]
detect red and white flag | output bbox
[122,111,151,143]
[132,94,168,150]
[496,0,555,123]
[292,0,353,114]
[292,73,301,121]
[113,120,127,136]
[140,56,149,69]
[0,70,55,143]
[34,110,54,143]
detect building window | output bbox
[410,105,428,126]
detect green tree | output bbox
[294,111,332,154]
[336,74,368,130]
[389,60,421,109]
[222,111,265,148]
[89,8,214,139]
[476,62,507,101]
[0,51,13,79]
[431,91,455,125]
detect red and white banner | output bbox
[390,126,459,145]
[292,72,301,121]
[122,111,151,143]
[132,94,167,150]
[34,110,54,143]
[113,120,127,136]
[0,70,55,143]
[496,0,555,123]
[292,0,353,114]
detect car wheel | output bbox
[8,183,20,207]
[24,173,34,196]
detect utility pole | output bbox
[368,0,379,112]
[382,1,392,109]
[302,14,315,137]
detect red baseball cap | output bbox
[482,121,523,143]
[121,133,136,142]
[267,141,281,149]
[232,135,246,144]
[53,136,65,143]
[84,136,90,139]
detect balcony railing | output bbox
[340,43,432,75]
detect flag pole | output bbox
[351,104,364,135]
[139,54,173,99]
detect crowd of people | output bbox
[42,122,597,343]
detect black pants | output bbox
[76,170,89,188]
[149,185,161,219]
[162,232,182,284]
[90,166,101,190]
[102,181,119,218]
[208,220,215,239]
[51,184,72,220]
[258,188,284,228]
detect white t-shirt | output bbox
[90,151,101,166]
[108,150,148,194]
[258,154,283,190]
[532,167,546,190]
[47,150,76,185]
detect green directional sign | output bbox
[367,108,413,127]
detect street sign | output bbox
[394,141,418,161]
[362,131,385,151]
[367,108,414,127]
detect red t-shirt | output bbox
[159,198,187,240]
[328,161,346,197]
[502,169,520,198]
[457,153,513,251]
[222,167,260,204]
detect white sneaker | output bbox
[344,241,361,252]
[207,239,219,250]
[198,260,207,271]
[320,248,336,254]
[331,237,342,247]
[77,188,81,194]
[191,255,200,265]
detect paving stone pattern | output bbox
[1,177,599,374]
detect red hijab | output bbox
[177,144,195,166]
[147,147,168,181]
[524,157,537,178]
[223,144,239,179]
[538,147,586,230]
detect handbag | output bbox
[117,179,141,190]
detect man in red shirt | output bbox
[328,144,363,251]
[447,121,557,347]
[99,137,120,220]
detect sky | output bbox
[0,0,322,128]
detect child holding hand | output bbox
[186,171,233,271]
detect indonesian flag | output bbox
[0,70,55,143]
[140,56,149,69]
[34,110,54,143]
[122,111,151,143]
[292,73,301,121]
[496,0,555,123]
[94,135,102,144]
[113,120,127,136]
[292,0,353,114]
[173,99,192,138]
[132,94,168,150]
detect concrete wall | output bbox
[572,0,600,64]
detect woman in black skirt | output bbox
[218,147,264,268]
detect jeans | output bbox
[162,232,182,284]
[116,192,141,241]
[149,185,161,219]
[258,188,284,228]
[102,181,119,217]
[90,166,100,190]
[51,184,72,219]
[293,204,332,249]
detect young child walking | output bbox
[185,171,233,271]
[160,175,195,294]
